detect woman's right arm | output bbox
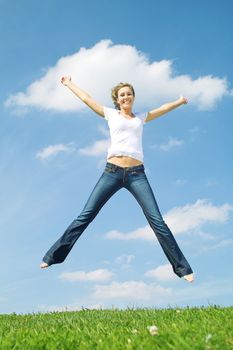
[61,75,104,117]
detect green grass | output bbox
[0,307,233,349]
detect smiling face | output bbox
[111,82,135,110]
[117,86,135,111]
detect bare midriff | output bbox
[107,156,143,168]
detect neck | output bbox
[120,106,132,115]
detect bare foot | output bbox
[40,262,49,269]
[183,273,194,282]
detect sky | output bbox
[1,0,233,314]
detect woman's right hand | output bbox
[60,75,104,117]
[61,75,71,86]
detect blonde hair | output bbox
[111,82,135,109]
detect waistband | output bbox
[106,162,144,172]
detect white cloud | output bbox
[115,254,135,265]
[105,199,233,241]
[200,239,233,252]
[159,137,184,151]
[36,143,75,160]
[114,254,135,270]
[92,280,171,301]
[195,230,216,240]
[105,226,155,241]
[164,199,233,235]
[59,269,114,282]
[145,264,177,282]
[5,40,231,113]
[78,138,110,156]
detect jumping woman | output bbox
[40,75,194,283]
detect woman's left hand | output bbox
[179,95,188,104]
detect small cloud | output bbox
[115,254,135,265]
[159,137,184,151]
[78,138,110,157]
[59,269,114,282]
[36,143,75,160]
[195,230,216,240]
[115,254,135,270]
[92,280,171,300]
[200,239,233,252]
[212,239,233,248]
[145,264,177,282]
[105,226,154,241]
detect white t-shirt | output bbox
[104,107,148,162]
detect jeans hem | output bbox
[43,256,55,266]
[178,268,193,278]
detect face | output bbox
[117,86,135,109]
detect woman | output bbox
[40,75,194,282]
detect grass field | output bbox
[0,306,232,349]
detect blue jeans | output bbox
[43,163,193,277]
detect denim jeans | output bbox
[43,162,193,277]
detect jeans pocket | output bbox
[130,169,144,176]
[104,166,116,174]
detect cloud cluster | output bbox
[59,269,114,282]
[159,137,185,151]
[78,139,110,157]
[92,281,171,300]
[5,40,231,113]
[106,226,155,241]
[145,264,177,282]
[115,254,135,265]
[36,143,75,160]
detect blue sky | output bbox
[1,0,233,314]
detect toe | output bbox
[40,263,49,269]
[183,273,194,282]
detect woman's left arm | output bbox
[145,96,188,123]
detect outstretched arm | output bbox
[145,96,188,123]
[61,75,104,117]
